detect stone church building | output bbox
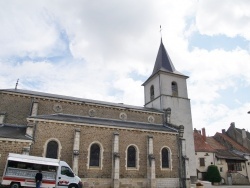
[0,40,196,188]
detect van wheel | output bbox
[69,184,78,188]
[10,182,21,188]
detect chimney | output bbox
[230,122,235,128]
[222,129,226,134]
[0,113,6,124]
[242,129,248,148]
[202,128,206,141]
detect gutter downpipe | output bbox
[179,125,186,188]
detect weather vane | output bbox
[15,79,19,90]
[160,25,163,40]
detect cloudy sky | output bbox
[0,0,250,136]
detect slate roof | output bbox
[0,89,162,114]
[152,39,176,74]
[193,130,216,152]
[215,149,246,161]
[28,113,178,133]
[0,124,32,140]
[142,40,187,85]
[206,137,246,161]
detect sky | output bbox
[0,0,250,136]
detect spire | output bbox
[151,40,176,76]
[15,79,19,90]
[142,39,188,86]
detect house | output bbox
[194,128,250,185]
[0,39,196,188]
[213,131,250,184]
[193,128,216,180]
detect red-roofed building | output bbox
[213,131,250,184]
[194,128,216,181]
[194,128,250,185]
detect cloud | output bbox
[196,0,250,39]
[0,0,250,136]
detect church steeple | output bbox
[143,40,187,86]
[151,39,176,75]
[142,38,196,183]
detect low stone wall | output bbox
[119,178,147,188]
[81,178,180,188]
[82,178,112,188]
[156,178,179,188]
[230,172,250,185]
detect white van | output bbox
[1,153,82,188]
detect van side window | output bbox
[61,166,74,177]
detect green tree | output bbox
[205,165,222,184]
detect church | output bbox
[0,40,196,188]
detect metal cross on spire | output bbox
[160,25,162,39]
[15,79,19,90]
[159,25,164,42]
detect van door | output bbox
[56,166,75,188]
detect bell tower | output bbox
[142,39,196,183]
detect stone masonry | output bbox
[0,89,182,188]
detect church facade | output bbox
[0,40,196,188]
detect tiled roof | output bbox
[193,130,216,152]
[194,129,250,160]
[206,137,227,150]
[214,132,250,153]
[207,136,247,160]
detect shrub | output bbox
[205,165,222,184]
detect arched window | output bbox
[89,143,100,167]
[161,147,170,168]
[172,82,178,97]
[127,146,136,167]
[46,141,58,159]
[150,85,154,100]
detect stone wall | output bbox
[0,90,181,187]
[30,120,179,186]
[230,172,250,185]
[80,178,180,188]
[0,91,163,126]
[156,178,179,188]
[227,124,250,151]
[0,92,32,125]
[227,124,244,147]
[0,140,31,177]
